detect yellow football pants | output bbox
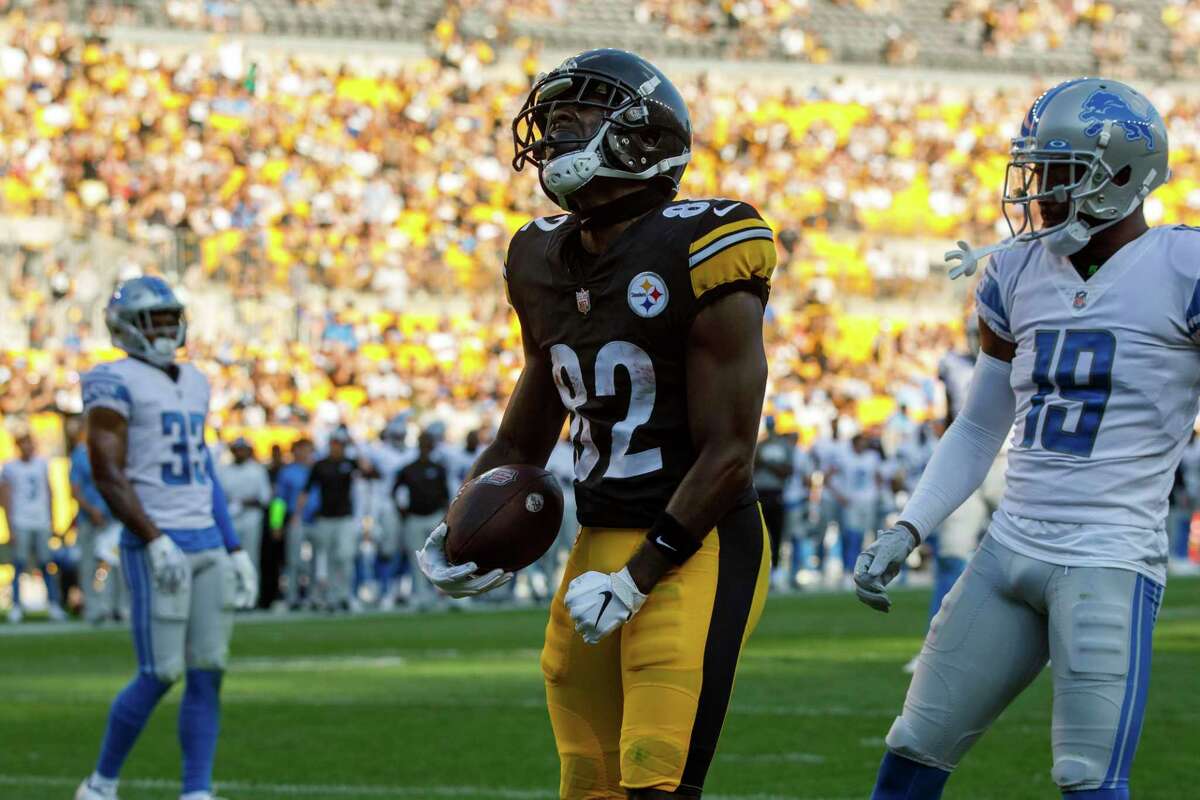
[541,502,770,799]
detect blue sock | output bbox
[375,555,394,596]
[1063,790,1127,799]
[40,562,61,606]
[871,751,951,800]
[12,560,24,607]
[96,673,173,778]
[179,669,223,793]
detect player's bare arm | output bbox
[87,407,164,545]
[467,329,568,480]
[624,290,768,593]
[978,315,1015,362]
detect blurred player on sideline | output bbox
[856,78,1182,800]
[217,438,272,606]
[75,277,257,800]
[2,430,65,622]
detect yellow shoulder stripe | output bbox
[689,217,771,255]
[690,238,777,299]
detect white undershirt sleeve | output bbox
[900,352,1015,540]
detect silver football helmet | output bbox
[1003,77,1169,256]
[105,276,187,367]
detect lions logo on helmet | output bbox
[105,276,187,367]
[1003,77,1169,257]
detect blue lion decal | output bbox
[1078,89,1156,151]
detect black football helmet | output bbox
[512,49,692,211]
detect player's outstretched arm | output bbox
[467,329,568,480]
[626,291,768,593]
[853,317,1015,612]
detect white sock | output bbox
[179,792,212,800]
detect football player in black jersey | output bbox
[418,49,776,799]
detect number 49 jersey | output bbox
[82,357,216,533]
[976,226,1200,581]
[505,198,776,528]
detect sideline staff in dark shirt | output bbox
[393,432,450,516]
[298,428,379,520]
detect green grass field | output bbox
[1,579,1197,800]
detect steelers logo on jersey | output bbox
[628,272,670,318]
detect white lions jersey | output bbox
[1,458,51,530]
[975,226,1200,582]
[82,358,216,533]
[364,442,412,514]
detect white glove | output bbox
[564,567,647,645]
[416,522,512,598]
[147,534,188,595]
[853,526,918,613]
[230,550,258,609]
[944,239,1016,280]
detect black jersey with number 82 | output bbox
[504,198,775,528]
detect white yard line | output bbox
[0,774,853,800]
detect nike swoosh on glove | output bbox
[416,522,512,598]
[564,567,647,645]
[147,534,189,595]
[230,550,258,609]
[853,526,918,613]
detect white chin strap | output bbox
[541,122,612,205]
[540,120,692,208]
[1042,167,1160,257]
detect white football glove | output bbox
[230,550,258,609]
[853,526,918,613]
[416,522,512,598]
[944,239,1016,280]
[147,534,188,595]
[564,567,647,646]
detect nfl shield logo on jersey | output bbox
[576,288,591,316]
[628,272,669,318]
[1074,290,1088,309]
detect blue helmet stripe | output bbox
[1021,77,1090,138]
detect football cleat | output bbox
[6,607,22,624]
[75,776,119,800]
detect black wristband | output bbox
[646,512,701,566]
[896,520,922,547]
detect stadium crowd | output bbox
[3,3,1200,619]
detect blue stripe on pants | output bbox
[122,545,154,675]
[1100,575,1162,790]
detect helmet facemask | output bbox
[111,305,187,367]
[1003,126,1163,257]
[512,66,690,210]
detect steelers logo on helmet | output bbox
[627,272,669,318]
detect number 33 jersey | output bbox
[81,357,216,534]
[975,226,1200,581]
[504,198,776,528]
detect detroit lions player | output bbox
[75,277,257,800]
[857,78,1184,799]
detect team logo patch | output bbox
[628,272,669,318]
[479,467,518,487]
[525,492,544,513]
[1073,290,1088,309]
[1079,89,1156,151]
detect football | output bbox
[444,464,565,573]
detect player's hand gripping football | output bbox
[416,522,513,598]
[565,568,647,645]
[230,550,258,609]
[147,534,189,595]
[853,526,918,613]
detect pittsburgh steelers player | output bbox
[417,49,776,798]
